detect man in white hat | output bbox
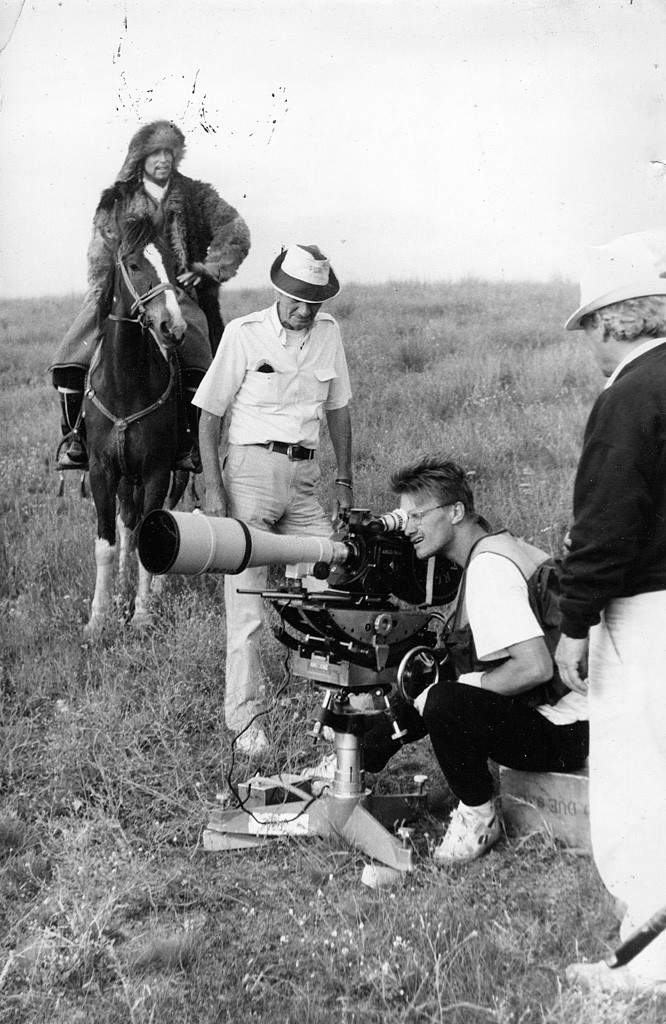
[556,231,666,995]
[194,244,353,755]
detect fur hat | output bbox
[116,120,186,183]
[270,244,340,303]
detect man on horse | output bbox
[50,119,251,473]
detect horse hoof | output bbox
[83,618,105,642]
[131,612,153,634]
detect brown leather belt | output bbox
[256,441,316,461]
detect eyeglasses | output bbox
[405,504,449,525]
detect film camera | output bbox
[138,506,462,871]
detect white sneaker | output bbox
[234,725,269,757]
[434,801,502,865]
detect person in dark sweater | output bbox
[557,231,666,996]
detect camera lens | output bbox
[375,509,408,533]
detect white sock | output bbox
[460,799,495,820]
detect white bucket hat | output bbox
[270,244,340,303]
[566,230,666,331]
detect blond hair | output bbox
[580,295,666,341]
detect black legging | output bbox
[363,683,589,807]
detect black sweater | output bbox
[560,342,666,638]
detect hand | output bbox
[335,481,353,511]
[555,635,589,695]
[177,270,202,289]
[332,484,352,529]
[204,488,227,518]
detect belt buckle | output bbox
[286,444,295,460]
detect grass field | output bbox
[1,281,663,1023]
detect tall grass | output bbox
[1,282,660,1023]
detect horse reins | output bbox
[85,255,180,483]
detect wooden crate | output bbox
[499,762,591,851]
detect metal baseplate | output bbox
[203,772,427,872]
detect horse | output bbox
[83,215,189,638]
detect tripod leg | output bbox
[342,803,413,871]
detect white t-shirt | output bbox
[466,551,588,725]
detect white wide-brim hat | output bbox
[270,244,340,303]
[566,230,666,330]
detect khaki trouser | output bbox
[222,443,332,731]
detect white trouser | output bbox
[588,591,666,982]
[222,444,332,732]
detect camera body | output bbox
[320,506,461,606]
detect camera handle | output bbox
[397,645,447,704]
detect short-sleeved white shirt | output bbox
[467,552,588,725]
[193,303,352,448]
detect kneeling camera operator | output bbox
[362,455,589,866]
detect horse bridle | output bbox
[109,255,180,336]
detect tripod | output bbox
[204,668,428,872]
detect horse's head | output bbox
[115,217,187,354]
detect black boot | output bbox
[174,391,202,474]
[56,390,88,470]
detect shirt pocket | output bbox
[303,367,337,412]
[242,368,289,408]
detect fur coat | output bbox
[89,119,251,295]
[89,171,250,299]
[52,122,250,374]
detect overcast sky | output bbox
[1,0,666,298]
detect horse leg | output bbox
[85,464,119,639]
[84,538,117,639]
[132,555,155,632]
[118,509,155,630]
[127,504,155,633]
[129,474,171,632]
[117,509,132,581]
[117,510,135,618]
[116,478,157,634]
[114,479,149,632]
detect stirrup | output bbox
[55,433,89,471]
